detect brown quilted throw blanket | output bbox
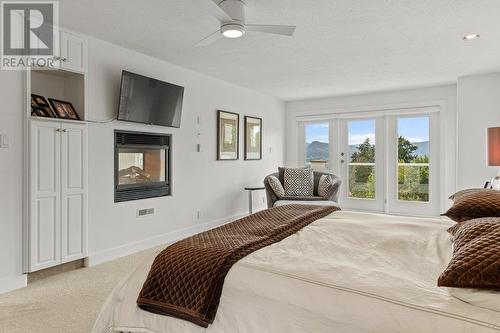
[137,204,339,327]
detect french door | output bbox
[385,113,440,216]
[301,110,440,216]
[339,118,385,211]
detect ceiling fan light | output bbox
[222,24,245,38]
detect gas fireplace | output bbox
[115,131,171,202]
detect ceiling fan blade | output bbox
[195,29,222,46]
[245,24,296,36]
[199,0,231,22]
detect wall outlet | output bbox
[262,197,265,204]
[137,208,154,217]
[0,134,9,148]
[196,210,202,220]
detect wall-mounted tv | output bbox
[117,71,184,128]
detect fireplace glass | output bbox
[118,148,166,185]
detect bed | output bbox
[92,210,500,333]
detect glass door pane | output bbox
[387,112,439,216]
[397,117,430,202]
[305,122,329,171]
[347,120,376,199]
[339,118,384,212]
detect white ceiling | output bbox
[58,0,500,101]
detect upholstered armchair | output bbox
[264,171,342,208]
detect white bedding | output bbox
[92,211,500,333]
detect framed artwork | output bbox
[31,94,56,118]
[48,98,80,120]
[244,116,262,160]
[217,110,239,160]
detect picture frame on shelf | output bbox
[217,110,239,160]
[48,98,80,120]
[244,116,262,160]
[31,94,56,118]
[31,106,54,118]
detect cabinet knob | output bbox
[61,57,68,62]
[62,129,67,132]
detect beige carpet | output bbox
[0,247,161,333]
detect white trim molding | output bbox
[85,212,247,267]
[0,275,27,294]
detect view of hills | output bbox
[306,140,429,161]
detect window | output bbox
[397,117,430,202]
[347,120,376,199]
[305,122,329,169]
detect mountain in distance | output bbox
[306,141,429,160]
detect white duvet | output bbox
[92,211,500,333]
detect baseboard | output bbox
[0,274,27,294]
[86,212,247,267]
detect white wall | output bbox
[0,37,285,291]
[457,73,500,189]
[0,71,27,293]
[285,85,458,212]
[86,38,285,263]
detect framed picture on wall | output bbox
[244,116,262,160]
[217,110,239,160]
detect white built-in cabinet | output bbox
[58,31,87,73]
[25,28,88,273]
[28,120,88,271]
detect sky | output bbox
[305,117,429,144]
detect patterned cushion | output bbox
[284,168,314,197]
[438,217,500,289]
[278,166,308,185]
[280,196,326,201]
[447,222,466,241]
[318,174,333,198]
[449,188,498,202]
[447,216,500,241]
[442,191,500,222]
[267,175,285,197]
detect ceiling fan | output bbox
[197,0,296,46]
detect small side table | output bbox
[244,186,266,214]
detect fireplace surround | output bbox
[115,130,171,202]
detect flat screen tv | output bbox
[117,71,184,128]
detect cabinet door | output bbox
[60,123,88,263]
[60,31,87,73]
[29,121,61,271]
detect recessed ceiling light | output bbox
[222,24,245,38]
[463,33,480,41]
